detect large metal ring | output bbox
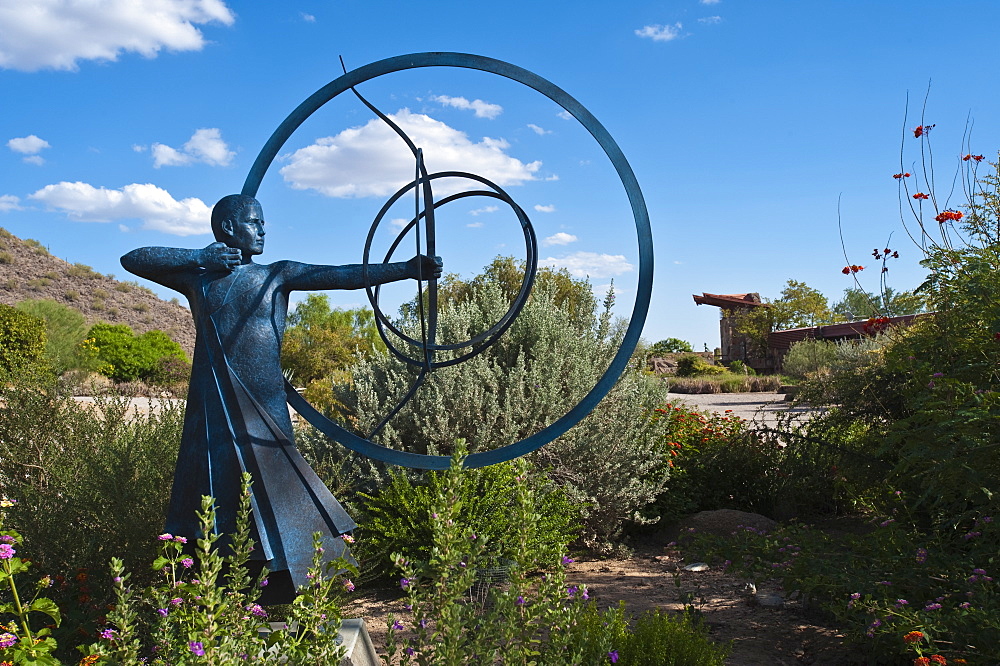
[244,52,653,470]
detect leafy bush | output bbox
[337,259,671,550]
[0,303,46,373]
[355,452,578,582]
[385,453,730,665]
[675,354,724,377]
[84,323,187,383]
[780,338,837,379]
[15,298,90,374]
[648,337,694,355]
[0,372,182,650]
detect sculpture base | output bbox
[259,618,379,665]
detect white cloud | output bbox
[0,0,235,72]
[132,144,146,152]
[152,128,234,167]
[698,15,722,24]
[542,232,577,246]
[469,205,498,216]
[466,221,484,228]
[280,109,541,198]
[556,110,572,121]
[635,23,684,41]
[527,123,550,135]
[534,204,556,213]
[7,135,50,154]
[389,218,408,230]
[300,12,316,22]
[431,95,502,119]
[700,0,721,4]
[541,251,634,278]
[0,195,22,212]
[23,155,45,166]
[29,181,211,235]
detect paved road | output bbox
[665,391,822,428]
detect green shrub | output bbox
[23,238,49,255]
[354,453,578,581]
[726,359,755,375]
[15,298,90,374]
[0,373,182,650]
[0,251,13,264]
[338,259,671,550]
[84,323,187,382]
[0,303,46,373]
[66,262,101,279]
[667,373,781,394]
[26,277,51,290]
[675,354,724,377]
[780,338,837,379]
[386,452,730,665]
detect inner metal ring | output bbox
[362,170,537,368]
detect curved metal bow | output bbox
[341,60,438,438]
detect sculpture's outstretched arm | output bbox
[121,243,242,290]
[282,255,442,292]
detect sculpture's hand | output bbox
[407,254,443,280]
[200,242,242,272]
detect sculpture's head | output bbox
[212,194,266,257]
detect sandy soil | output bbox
[342,535,863,665]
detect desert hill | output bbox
[0,227,196,356]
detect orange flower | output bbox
[914,658,930,666]
[913,193,929,200]
[904,630,925,644]
[962,154,984,162]
[842,265,865,274]
[929,656,947,665]
[893,172,912,179]
[972,155,984,162]
[935,210,964,223]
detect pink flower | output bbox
[0,544,15,560]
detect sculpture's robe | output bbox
[148,261,355,589]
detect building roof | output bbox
[692,292,768,309]
[767,313,930,351]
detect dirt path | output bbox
[343,537,860,665]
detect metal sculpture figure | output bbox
[121,195,441,600]
[122,52,652,602]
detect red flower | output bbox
[973,154,984,162]
[963,154,972,161]
[963,154,984,162]
[913,124,935,138]
[904,630,925,644]
[892,251,899,258]
[842,267,851,275]
[892,172,912,179]
[935,210,964,223]
[929,656,947,665]
[913,193,929,200]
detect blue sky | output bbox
[2,1,999,350]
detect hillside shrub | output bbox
[337,261,671,550]
[15,298,90,374]
[84,323,187,383]
[0,303,46,373]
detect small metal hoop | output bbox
[362,170,538,368]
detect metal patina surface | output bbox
[122,52,652,601]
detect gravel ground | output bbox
[666,391,823,428]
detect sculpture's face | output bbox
[225,203,266,256]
